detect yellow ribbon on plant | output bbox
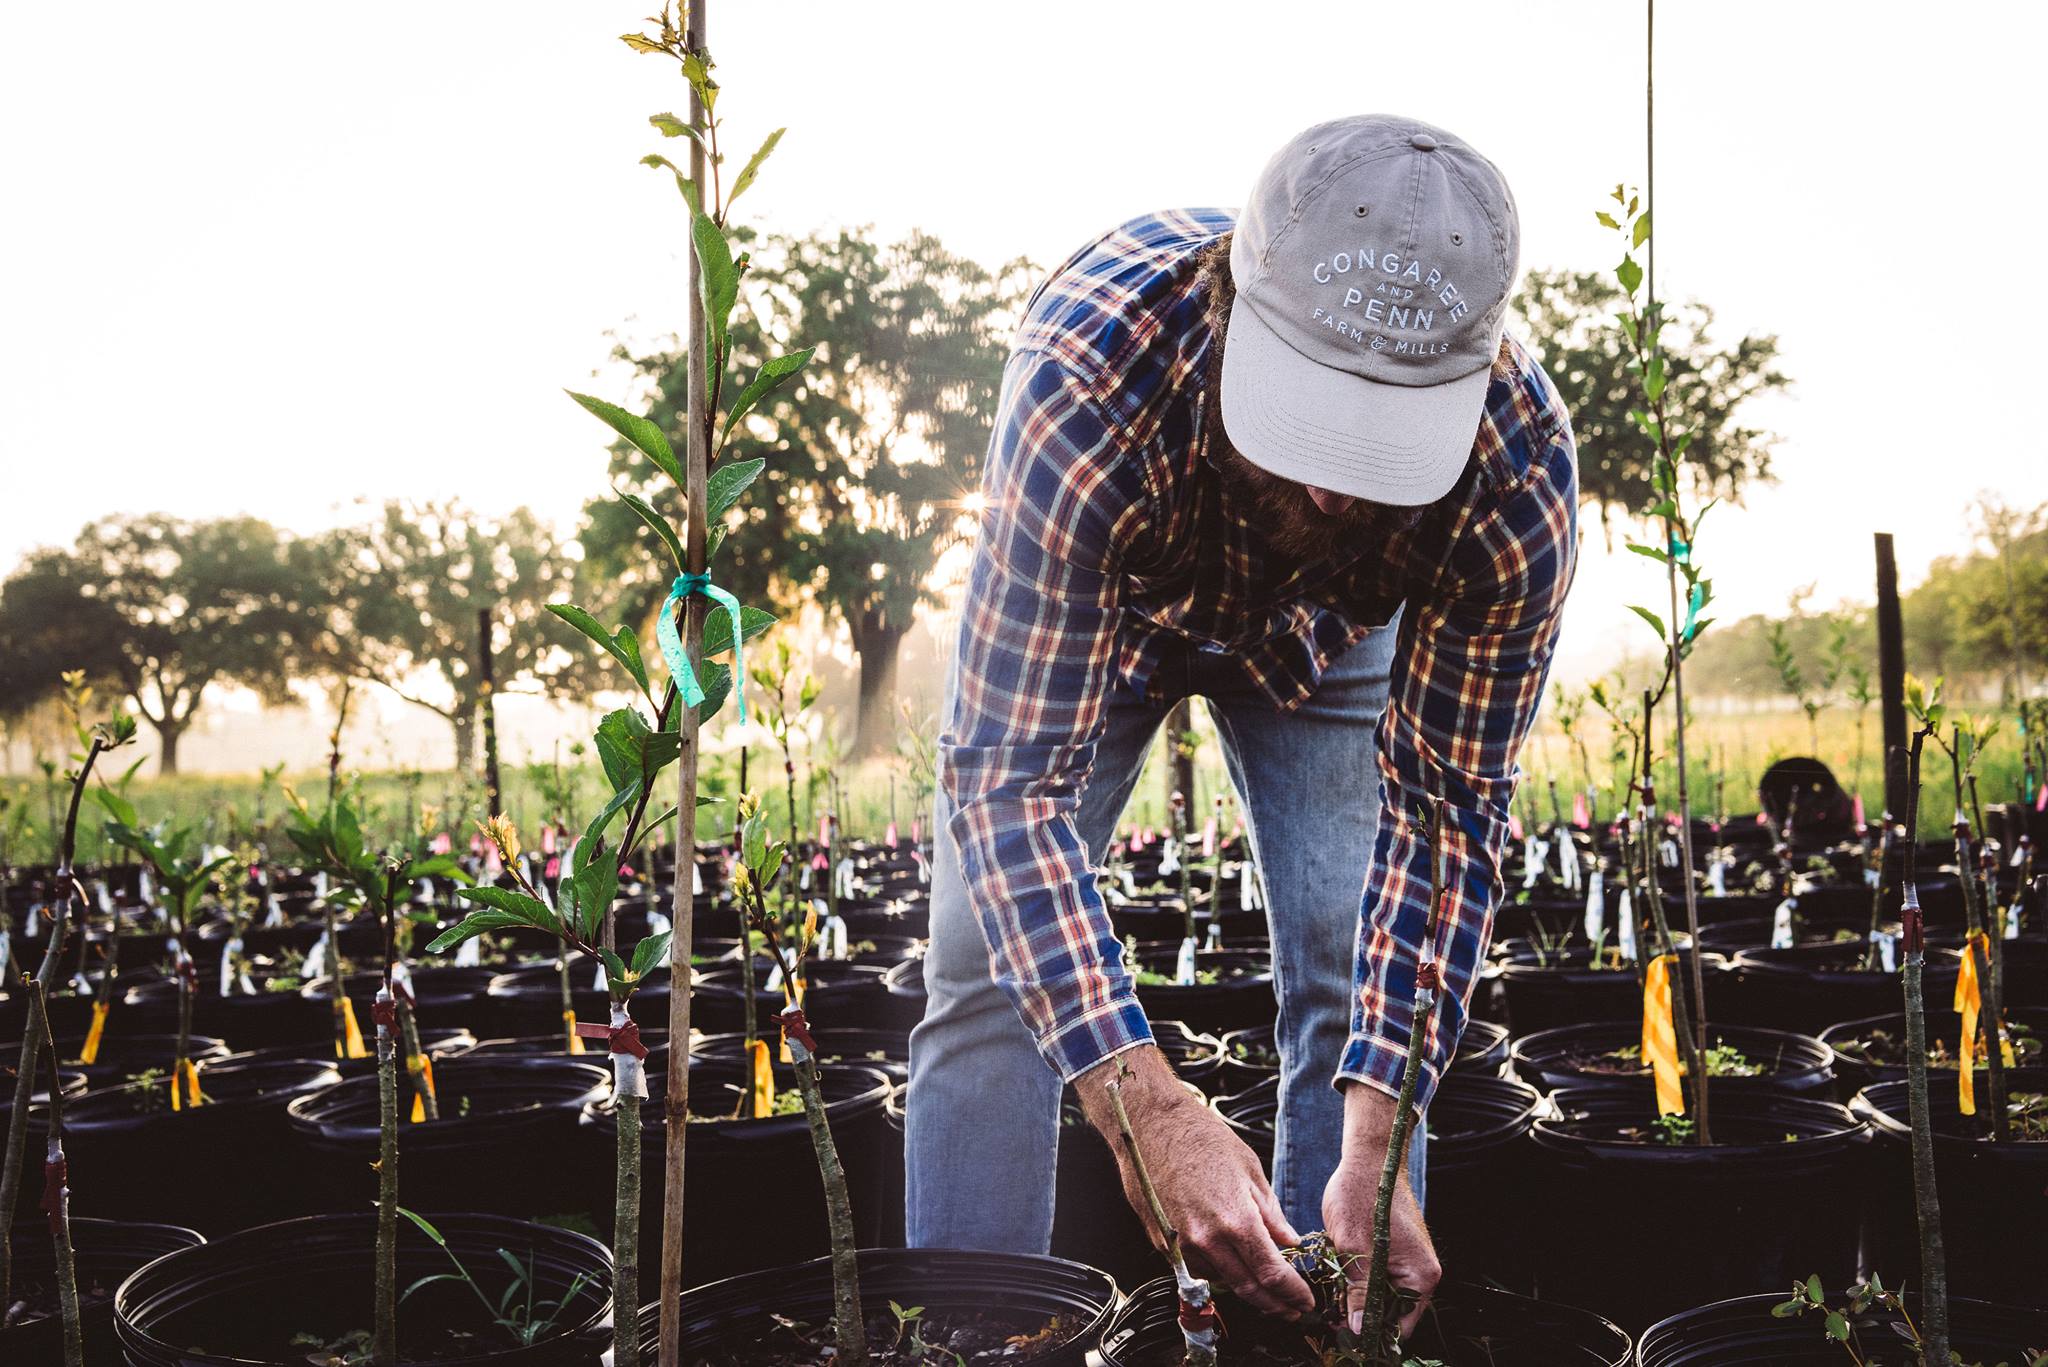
[747,1037,774,1118]
[339,997,369,1061]
[407,1051,438,1123]
[1955,930,2015,1115]
[79,999,110,1065]
[168,1058,205,1111]
[1642,952,1685,1117]
[565,1009,586,1055]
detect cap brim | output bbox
[1219,290,1489,507]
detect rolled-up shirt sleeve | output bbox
[1338,415,1579,1113]
[941,347,1154,1082]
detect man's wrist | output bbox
[1073,1044,1182,1133]
[1339,1075,1409,1148]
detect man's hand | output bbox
[1321,1081,1441,1338]
[1073,1046,1314,1319]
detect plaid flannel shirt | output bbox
[941,208,1577,1112]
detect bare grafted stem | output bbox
[1103,1065,1215,1367]
[0,735,105,1313]
[1359,794,1446,1360]
[613,1086,643,1367]
[31,981,84,1366]
[1898,736,1950,1363]
[789,1041,865,1362]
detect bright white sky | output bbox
[4,0,2045,699]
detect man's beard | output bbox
[1204,406,1425,564]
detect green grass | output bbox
[3,696,2033,870]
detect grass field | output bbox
[2,697,2036,869]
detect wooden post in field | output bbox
[1875,533,1909,820]
[659,1,709,1361]
[478,608,503,818]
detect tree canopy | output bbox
[576,225,1032,753]
[1513,268,1790,541]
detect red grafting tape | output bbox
[574,1018,648,1059]
[372,996,398,1029]
[1416,959,1442,993]
[1177,1300,1219,1334]
[778,1005,818,1056]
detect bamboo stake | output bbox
[658,3,709,1360]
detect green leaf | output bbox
[595,708,655,792]
[427,910,541,954]
[1617,311,1639,350]
[618,491,686,571]
[726,126,785,207]
[1627,605,1667,639]
[692,213,740,362]
[547,603,650,693]
[1807,1275,1826,1303]
[1615,255,1643,297]
[1824,1311,1849,1343]
[694,660,733,722]
[1771,1299,1804,1318]
[1632,211,1652,248]
[640,154,702,216]
[702,605,777,659]
[401,1272,469,1304]
[613,625,649,693]
[649,112,707,150]
[398,1207,447,1247]
[1623,541,1671,565]
[1644,353,1666,406]
[589,778,642,844]
[1594,210,1620,230]
[631,930,673,978]
[720,351,812,450]
[453,886,556,926]
[567,392,682,486]
[91,786,139,830]
[598,946,629,987]
[570,850,620,943]
[706,456,767,522]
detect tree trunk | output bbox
[450,711,477,777]
[849,617,909,759]
[153,718,184,777]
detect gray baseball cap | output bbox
[1220,114,1520,506]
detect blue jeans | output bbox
[906,618,1426,1251]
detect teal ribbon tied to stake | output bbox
[657,571,748,723]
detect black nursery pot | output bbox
[1526,1090,1871,1330]
[1725,941,1962,1033]
[1447,1018,1511,1075]
[687,960,891,1035]
[1509,1022,1838,1101]
[303,966,504,1031]
[1130,949,1275,1034]
[114,1212,612,1367]
[191,981,331,1051]
[50,1029,235,1089]
[693,1024,910,1084]
[56,1058,342,1234]
[286,1056,610,1220]
[483,959,673,1039]
[632,1247,1117,1366]
[1496,946,1729,1036]
[582,1053,894,1295]
[1819,1006,2047,1100]
[1099,1275,1631,1367]
[1636,1291,2048,1365]
[0,1217,202,1367]
[1851,1078,2048,1308]
[223,1024,478,1078]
